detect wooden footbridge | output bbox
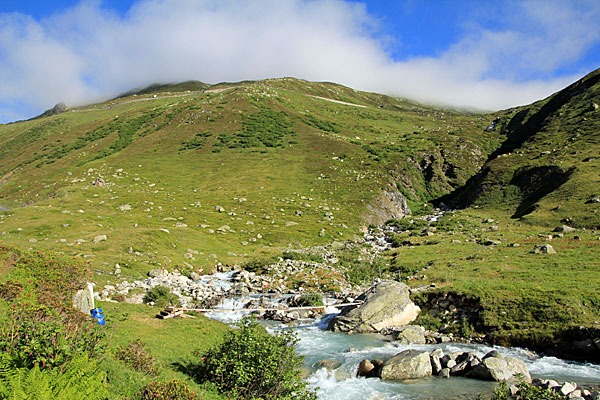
[156,301,363,319]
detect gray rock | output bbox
[72,282,95,314]
[380,350,432,381]
[560,382,577,396]
[568,390,582,399]
[430,353,443,375]
[554,225,576,233]
[439,368,451,378]
[190,272,202,281]
[483,239,502,246]
[394,325,426,345]
[329,280,420,333]
[148,268,166,278]
[93,234,107,244]
[357,359,375,377]
[530,244,556,254]
[450,360,470,376]
[466,351,531,382]
[314,359,341,371]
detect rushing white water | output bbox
[199,274,600,399]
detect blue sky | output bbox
[1,0,599,122]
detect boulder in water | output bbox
[380,350,432,381]
[466,351,531,382]
[328,280,420,333]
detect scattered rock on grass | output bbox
[530,244,556,254]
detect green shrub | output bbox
[415,310,442,331]
[194,317,316,400]
[291,294,324,307]
[137,379,199,400]
[492,378,565,400]
[242,258,270,274]
[0,246,105,371]
[114,339,158,376]
[142,286,180,307]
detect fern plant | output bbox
[0,354,108,400]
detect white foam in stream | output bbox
[198,275,600,399]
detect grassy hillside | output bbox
[442,68,600,229]
[0,73,599,363]
[0,78,497,277]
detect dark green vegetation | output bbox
[491,379,565,400]
[142,285,180,307]
[192,317,315,400]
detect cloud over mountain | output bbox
[1,0,599,122]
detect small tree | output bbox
[194,317,316,400]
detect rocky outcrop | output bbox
[380,350,432,381]
[364,188,411,225]
[33,102,67,119]
[328,280,420,333]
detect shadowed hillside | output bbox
[440,68,600,228]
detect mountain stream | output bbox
[201,273,600,400]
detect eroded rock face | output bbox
[329,280,420,333]
[364,189,411,225]
[380,350,432,381]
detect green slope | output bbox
[0,78,496,276]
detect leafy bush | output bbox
[142,286,180,307]
[0,246,105,371]
[290,294,324,307]
[114,339,158,376]
[415,310,442,331]
[194,317,316,400]
[492,378,565,400]
[136,379,199,400]
[0,354,108,400]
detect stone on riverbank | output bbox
[329,280,420,333]
[394,325,426,345]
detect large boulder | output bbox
[329,280,420,333]
[466,351,531,382]
[380,350,432,381]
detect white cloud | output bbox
[0,0,598,122]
